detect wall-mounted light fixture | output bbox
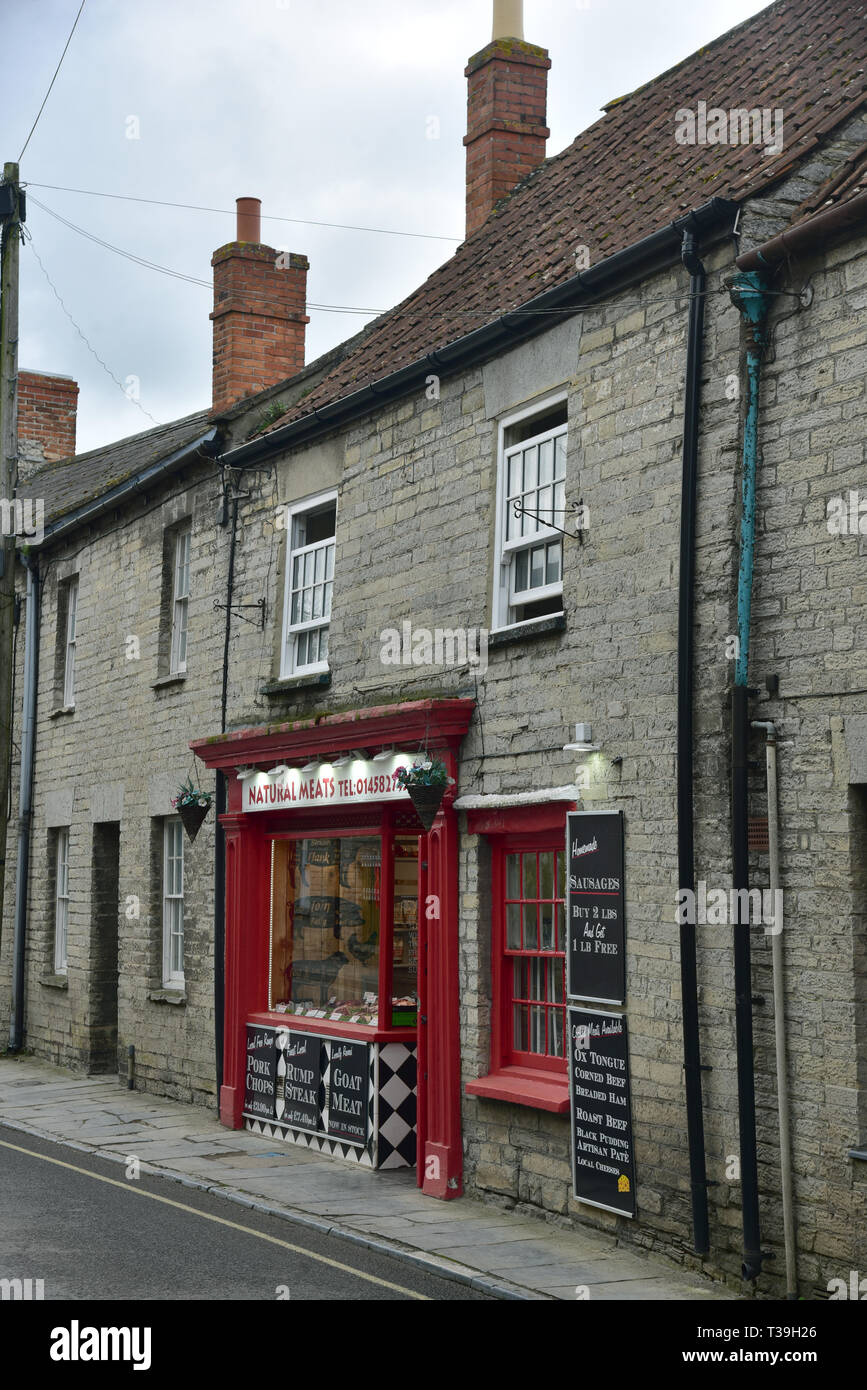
[266,765,290,778]
[234,766,257,779]
[563,723,600,753]
[372,747,395,762]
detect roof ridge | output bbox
[27,406,212,475]
[598,0,784,113]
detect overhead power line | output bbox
[24,181,462,244]
[18,2,86,162]
[28,196,386,316]
[28,197,800,331]
[24,231,162,427]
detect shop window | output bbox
[169,525,191,674]
[162,818,184,987]
[494,398,567,631]
[280,491,336,677]
[53,827,70,974]
[391,837,419,1023]
[269,832,418,1029]
[494,836,567,1073]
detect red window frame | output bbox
[491,828,568,1077]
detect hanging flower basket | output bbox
[173,778,213,842]
[395,758,454,833]
[406,783,446,832]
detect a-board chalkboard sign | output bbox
[243,1025,278,1121]
[327,1040,369,1144]
[568,1008,636,1218]
[280,1032,321,1132]
[566,810,626,1004]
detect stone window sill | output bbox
[488,614,566,650]
[260,671,332,696]
[40,973,69,990]
[152,674,186,691]
[466,1065,569,1113]
[148,988,187,1006]
[48,706,75,720]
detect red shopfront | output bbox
[191,699,474,1199]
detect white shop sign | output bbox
[240,753,414,813]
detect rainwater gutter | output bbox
[9,555,39,1050]
[676,226,710,1257]
[728,269,771,1281]
[223,199,739,469]
[752,719,797,1298]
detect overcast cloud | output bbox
[6,0,770,454]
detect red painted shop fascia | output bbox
[194,698,474,1201]
[191,698,476,773]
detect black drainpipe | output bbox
[214,472,240,1107]
[676,228,710,1256]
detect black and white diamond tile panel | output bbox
[245,1041,417,1170]
[245,1117,377,1166]
[375,1043,417,1169]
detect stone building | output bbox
[2,0,866,1298]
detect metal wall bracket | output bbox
[512,498,587,544]
[214,598,266,630]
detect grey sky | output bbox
[7,0,770,454]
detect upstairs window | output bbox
[281,491,336,677]
[494,399,567,630]
[62,578,78,707]
[54,827,70,974]
[169,526,191,674]
[162,818,184,988]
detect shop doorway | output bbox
[89,822,120,1074]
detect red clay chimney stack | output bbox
[210,197,310,416]
[17,370,78,477]
[464,0,550,239]
[235,196,261,243]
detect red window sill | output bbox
[249,1011,416,1045]
[465,1066,570,1113]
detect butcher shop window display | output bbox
[270,837,383,1025]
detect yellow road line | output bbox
[0,1137,429,1300]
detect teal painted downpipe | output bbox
[730,271,769,687]
[728,269,770,1281]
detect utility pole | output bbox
[0,161,23,952]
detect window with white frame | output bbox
[54,828,70,974]
[162,818,184,987]
[62,578,78,706]
[280,491,336,677]
[169,526,191,674]
[494,399,568,630]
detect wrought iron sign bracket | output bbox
[513,498,586,545]
[213,597,266,630]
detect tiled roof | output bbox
[20,409,213,526]
[263,0,866,433]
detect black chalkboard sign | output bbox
[568,1008,636,1218]
[327,1040,369,1144]
[279,1032,322,1132]
[243,1025,278,1120]
[566,810,626,1004]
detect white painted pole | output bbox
[492,0,524,40]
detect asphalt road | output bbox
[0,1123,493,1301]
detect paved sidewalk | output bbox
[0,1055,735,1301]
